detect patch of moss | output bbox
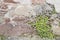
[0,35,6,40]
[29,15,55,39]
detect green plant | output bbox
[0,35,6,40]
[29,15,54,39]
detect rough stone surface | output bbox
[46,0,60,13]
[0,0,60,40]
[50,13,60,35]
[5,35,55,40]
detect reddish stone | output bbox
[3,0,18,3]
[0,22,36,36]
[12,16,26,21]
[0,3,8,16]
[1,3,8,9]
[4,18,10,23]
[0,23,13,36]
[32,0,45,5]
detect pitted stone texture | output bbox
[6,35,55,40]
[50,13,60,35]
[6,35,41,40]
[0,22,36,36]
[4,5,36,25]
[33,3,54,16]
[0,2,18,24]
